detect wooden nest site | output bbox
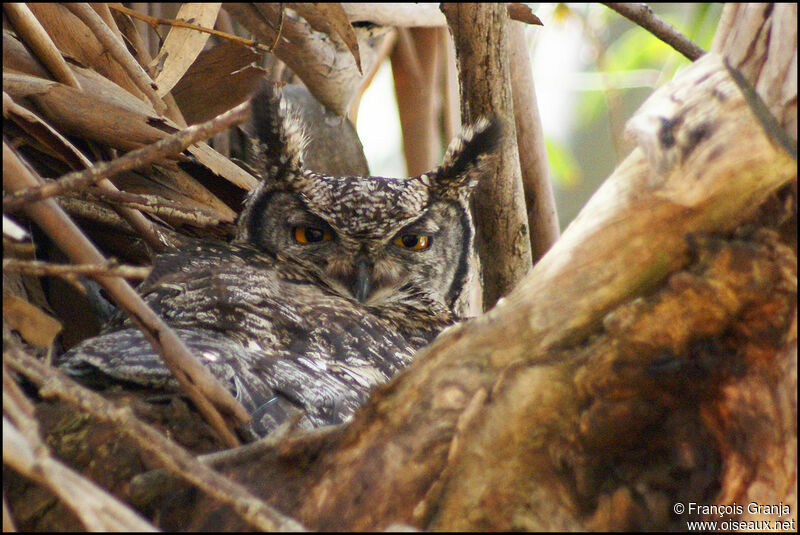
[3,3,797,532]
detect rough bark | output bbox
[711,3,797,139]
[706,2,799,521]
[442,3,533,310]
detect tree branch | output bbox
[3,259,151,282]
[340,3,542,28]
[76,187,223,226]
[3,100,251,211]
[507,21,560,262]
[603,3,706,61]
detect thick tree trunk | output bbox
[442,3,533,310]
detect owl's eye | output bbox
[293,226,333,244]
[393,234,431,251]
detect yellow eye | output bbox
[393,234,431,250]
[293,226,333,244]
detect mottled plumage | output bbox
[59,84,502,438]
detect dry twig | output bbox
[109,3,276,53]
[3,100,251,211]
[3,259,151,282]
[77,188,223,226]
[603,3,706,61]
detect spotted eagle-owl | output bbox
[58,84,501,437]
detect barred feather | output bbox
[249,83,309,185]
[428,116,503,200]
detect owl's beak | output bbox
[351,257,372,303]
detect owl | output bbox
[58,84,502,438]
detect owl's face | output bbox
[241,173,473,311]
[237,85,501,317]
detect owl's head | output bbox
[237,85,501,317]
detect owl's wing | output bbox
[59,313,415,437]
[58,327,300,436]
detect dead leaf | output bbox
[25,3,147,100]
[171,40,263,125]
[187,142,261,192]
[3,294,63,348]
[3,92,93,171]
[153,3,222,96]
[508,3,543,26]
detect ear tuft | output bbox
[249,83,308,183]
[428,117,503,200]
[238,84,311,243]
